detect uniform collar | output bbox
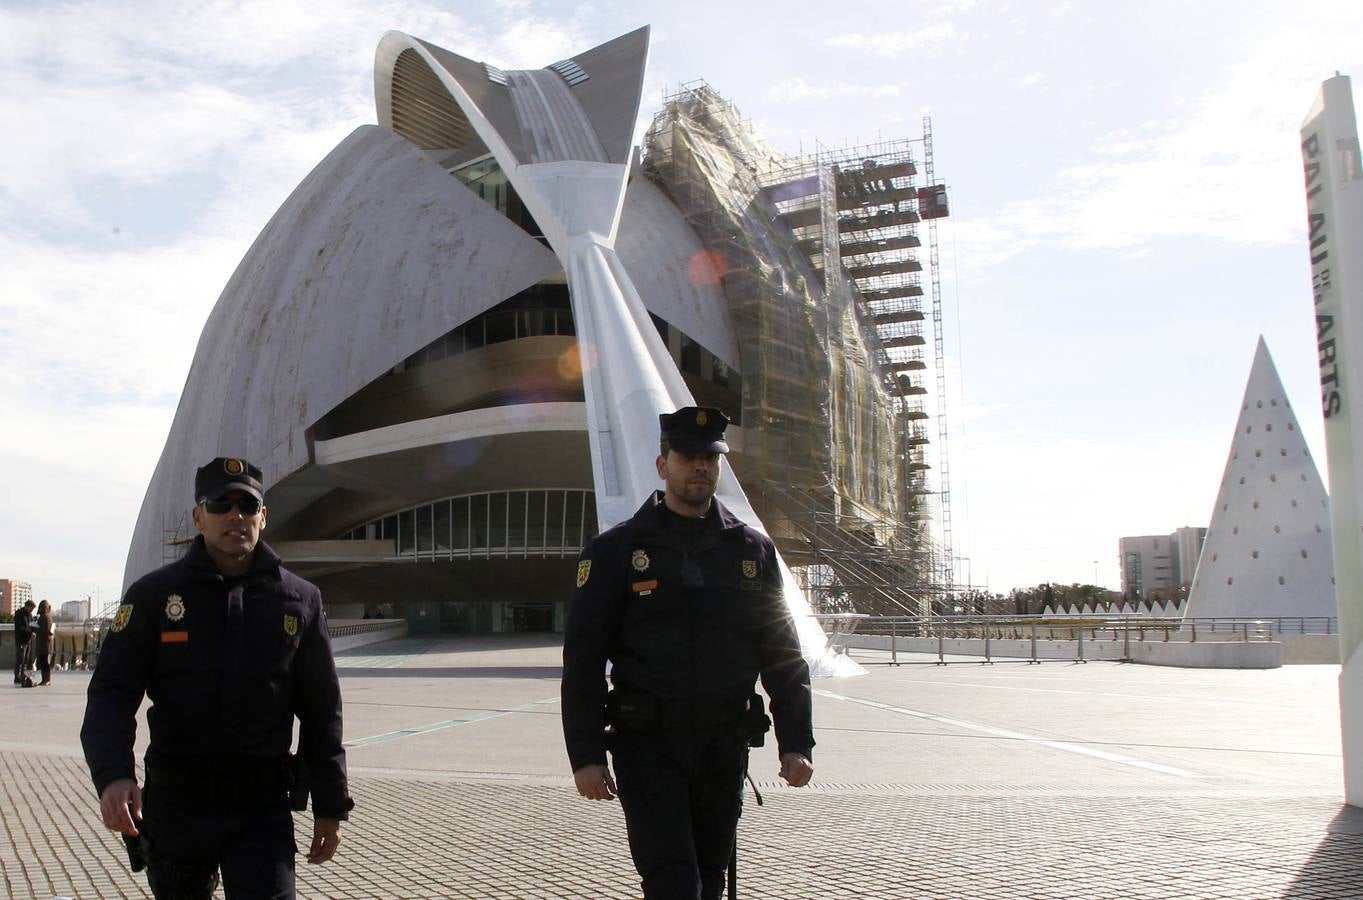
[184,535,283,578]
[630,490,747,539]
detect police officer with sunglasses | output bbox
[562,407,815,900]
[82,457,353,899]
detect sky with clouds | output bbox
[1,0,1359,608]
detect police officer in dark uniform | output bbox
[562,407,815,900]
[82,457,354,899]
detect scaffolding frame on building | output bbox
[922,115,954,595]
[641,81,957,616]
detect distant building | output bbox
[60,599,90,621]
[1173,527,1208,589]
[0,579,33,616]
[1119,528,1206,601]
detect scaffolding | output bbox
[162,510,194,566]
[642,81,955,615]
[922,115,954,594]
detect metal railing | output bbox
[822,614,1338,666]
[328,620,407,639]
[1,624,105,670]
[849,614,1336,638]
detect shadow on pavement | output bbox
[1282,804,1363,898]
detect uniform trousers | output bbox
[12,639,32,683]
[611,729,748,900]
[141,764,296,900]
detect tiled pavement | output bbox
[2,636,1361,899]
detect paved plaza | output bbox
[1,634,1361,898]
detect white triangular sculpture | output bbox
[1121,603,1136,616]
[1042,605,1055,617]
[1185,338,1336,621]
[1067,604,1079,616]
[1081,604,1093,616]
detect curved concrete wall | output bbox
[124,125,561,587]
[617,175,739,368]
[125,126,746,591]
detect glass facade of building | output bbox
[338,488,598,560]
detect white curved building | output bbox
[126,28,938,638]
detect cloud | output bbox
[952,29,1363,266]
[825,23,960,58]
[956,427,1228,590]
[768,78,903,102]
[0,0,599,237]
[0,0,600,606]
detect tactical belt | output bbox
[606,690,770,744]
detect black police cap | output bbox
[659,406,730,454]
[194,457,265,504]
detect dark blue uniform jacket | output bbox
[81,537,352,818]
[561,492,814,771]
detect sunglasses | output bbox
[200,496,262,516]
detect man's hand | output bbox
[98,778,142,836]
[573,764,617,800]
[779,752,813,787]
[306,817,341,864]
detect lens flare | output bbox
[558,342,591,381]
[687,249,727,285]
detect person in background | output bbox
[34,600,55,685]
[13,599,35,686]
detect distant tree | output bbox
[936,589,1003,615]
[1002,583,1122,616]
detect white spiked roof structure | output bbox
[1185,338,1336,621]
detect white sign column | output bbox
[1301,74,1363,807]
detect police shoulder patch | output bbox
[576,559,592,588]
[111,604,134,633]
[742,559,758,579]
[283,614,298,637]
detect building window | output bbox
[341,489,598,559]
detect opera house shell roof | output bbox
[126,27,934,648]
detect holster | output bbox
[604,690,660,733]
[123,833,145,873]
[743,693,772,748]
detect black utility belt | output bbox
[605,690,771,746]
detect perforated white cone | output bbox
[1185,338,1336,621]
